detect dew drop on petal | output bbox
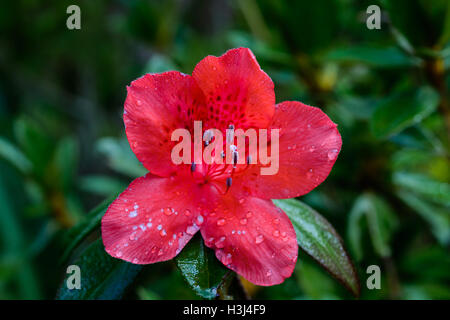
[273,218,280,225]
[217,218,226,226]
[197,215,204,225]
[273,230,280,237]
[240,218,247,225]
[246,211,252,218]
[160,229,167,237]
[255,234,264,244]
[184,209,191,216]
[215,236,226,248]
[164,207,173,216]
[328,148,338,161]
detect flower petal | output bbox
[200,187,298,286]
[124,71,205,177]
[102,173,204,264]
[192,48,275,131]
[242,101,342,199]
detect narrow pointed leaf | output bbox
[274,199,359,297]
[57,239,142,300]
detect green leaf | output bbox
[393,172,450,205]
[347,193,398,259]
[370,86,440,139]
[79,175,127,197]
[56,239,142,300]
[274,199,359,297]
[175,234,228,299]
[396,190,450,245]
[96,137,147,178]
[60,196,116,264]
[0,137,32,174]
[325,46,418,68]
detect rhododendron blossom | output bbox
[102,48,342,286]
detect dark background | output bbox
[0,0,449,299]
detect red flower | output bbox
[102,48,341,286]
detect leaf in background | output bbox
[60,196,115,264]
[274,199,359,297]
[370,86,440,139]
[96,137,147,178]
[325,46,418,68]
[0,137,32,174]
[175,234,228,299]
[13,117,54,177]
[51,136,79,191]
[56,239,142,300]
[79,175,127,197]
[347,193,398,259]
[397,190,450,245]
[393,172,450,206]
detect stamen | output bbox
[191,163,196,172]
[203,129,214,146]
[226,124,235,144]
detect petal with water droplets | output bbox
[200,186,298,286]
[241,101,342,199]
[102,173,203,264]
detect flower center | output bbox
[190,124,251,193]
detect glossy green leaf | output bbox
[274,199,359,297]
[60,196,116,264]
[370,86,439,139]
[175,234,228,299]
[57,239,142,300]
[325,46,418,68]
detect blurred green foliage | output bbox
[0,0,449,299]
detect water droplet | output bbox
[266,270,272,277]
[246,211,252,218]
[327,149,338,161]
[157,224,163,230]
[158,249,164,256]
[273,218,280,225]
[223,253,232,265]
[255,234,264,244]
[197,215,204,225]
[164,207,173,216]
[217,219,226,226]
[273,230,280,237]
[306,169,313,179]
[184,209,192,216]
[215,236,226,248]
[116,251,123,257]
[239,198,245,204]
[160,229,167,237]
[308,145,315,152]
[147,222,152,228]
[186,224,198,235]
[128,210,138,218]
[240,218,247,225]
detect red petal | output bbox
[124,71,205,177]
[242,101,342,199]
[192,48,275,131]
[102,174,204,264]
[200,187,298,286]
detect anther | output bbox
[246,155,252,164]
[226,177,232,188]
[203,129,214,146]
[226,124,235,144]
[191,163,196,172]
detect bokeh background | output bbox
[0,0,449,299]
